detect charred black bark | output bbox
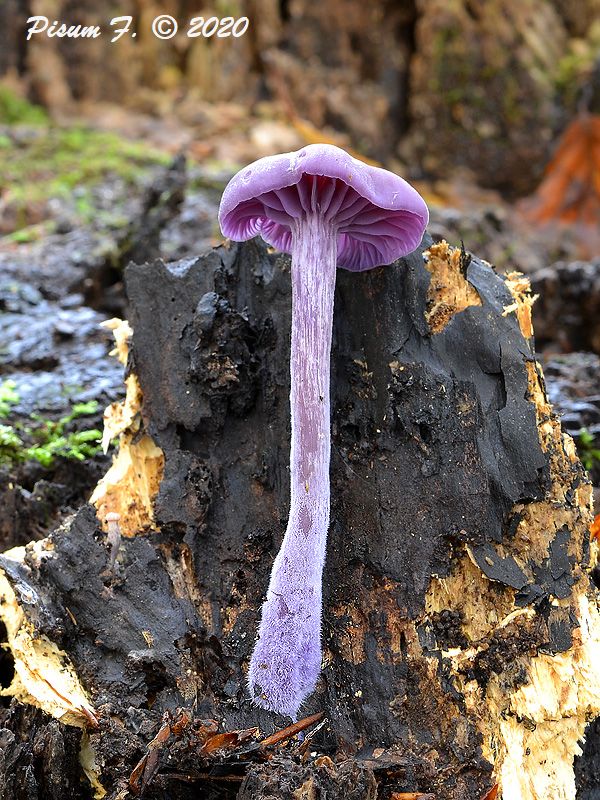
[0,706,86,800]
[576,716,600,800]
[0,236,593,799]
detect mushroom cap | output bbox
[219,143,429,271]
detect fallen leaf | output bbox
[199,732,241,754]
[129,714,174,794]
[314,755,335,769]
[481,785,499,800]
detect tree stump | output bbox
[0,235,598,800]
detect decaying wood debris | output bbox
[0,235,599,799]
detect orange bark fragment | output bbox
[480,785,499,800]
[590,514,600,542]
[524,115,600,228]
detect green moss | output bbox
[3,126,169,204]
[501,77,523,125]
[554,23,600,106]
[0,380,19,418]
[576,429,600,473]
[0,125,170,234]
[428,26,488,115]
[4,223,50,244]
[0,86,48,125]
[429,28,458,94]
[0,399,102,468]
[0,425,22,452]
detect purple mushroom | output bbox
[219,144,428,719]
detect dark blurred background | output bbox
[2,0,600,187]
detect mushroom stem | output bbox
[248,214,337,719]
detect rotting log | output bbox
[0,236,599,800]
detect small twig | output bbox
[391,794,435,800]
[459,239,472,277]
[299,717,328,758]
[259,711,324,749]
[105,512,122,572]
[168,772,244,783]
[39,675,98,728]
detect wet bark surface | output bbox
[531,259,600,354]
[0,280,120,550]
[543,352,600,488]
[0,234,595,798]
